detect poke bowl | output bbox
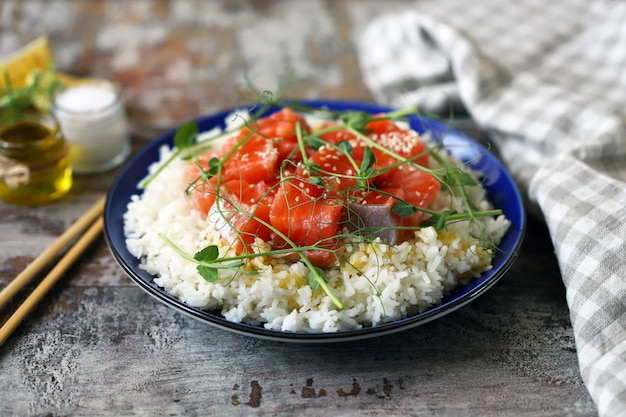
[103,99,525,343]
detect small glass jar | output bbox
[52,78,130,174]
[0,110,73,205]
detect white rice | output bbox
[123,114,510,333]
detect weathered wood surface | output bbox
[0,1,597,416]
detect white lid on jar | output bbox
[53,79,123,121]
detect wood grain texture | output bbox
[0,1,598,416]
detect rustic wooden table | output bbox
[0,1,598,416]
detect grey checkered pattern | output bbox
[358,1,626,415]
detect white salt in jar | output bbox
[52,79,130,174]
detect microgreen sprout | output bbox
[358,146,376,187]
[307,266,344,309]
[340,110,372,132]
[0,62,58,122]
[148,94,505,311]
[158,234,248,282]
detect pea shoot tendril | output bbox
[151,95,504,310]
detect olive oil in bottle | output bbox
[0,111,73,205]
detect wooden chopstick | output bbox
[0,197,106,346]
[0,196,105,307]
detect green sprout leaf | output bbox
[444,168,477,187]
[175,121,199,151]
[306,162,322,176]
[304,134,325,150]
[194,245,220,281]
[392,201,418,218]
[356,146,376,187]
[420,210,458,230]
[207,157,220,175]
[360,146,375,174]
[340,110,372,132]
[197,265,219,282]
[337,140,353,154]
[194,245,219,262]
[307,266,326,290]
[306,265,344,309]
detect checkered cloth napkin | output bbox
[358,0,626,415]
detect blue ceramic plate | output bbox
[104,100,525,343]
